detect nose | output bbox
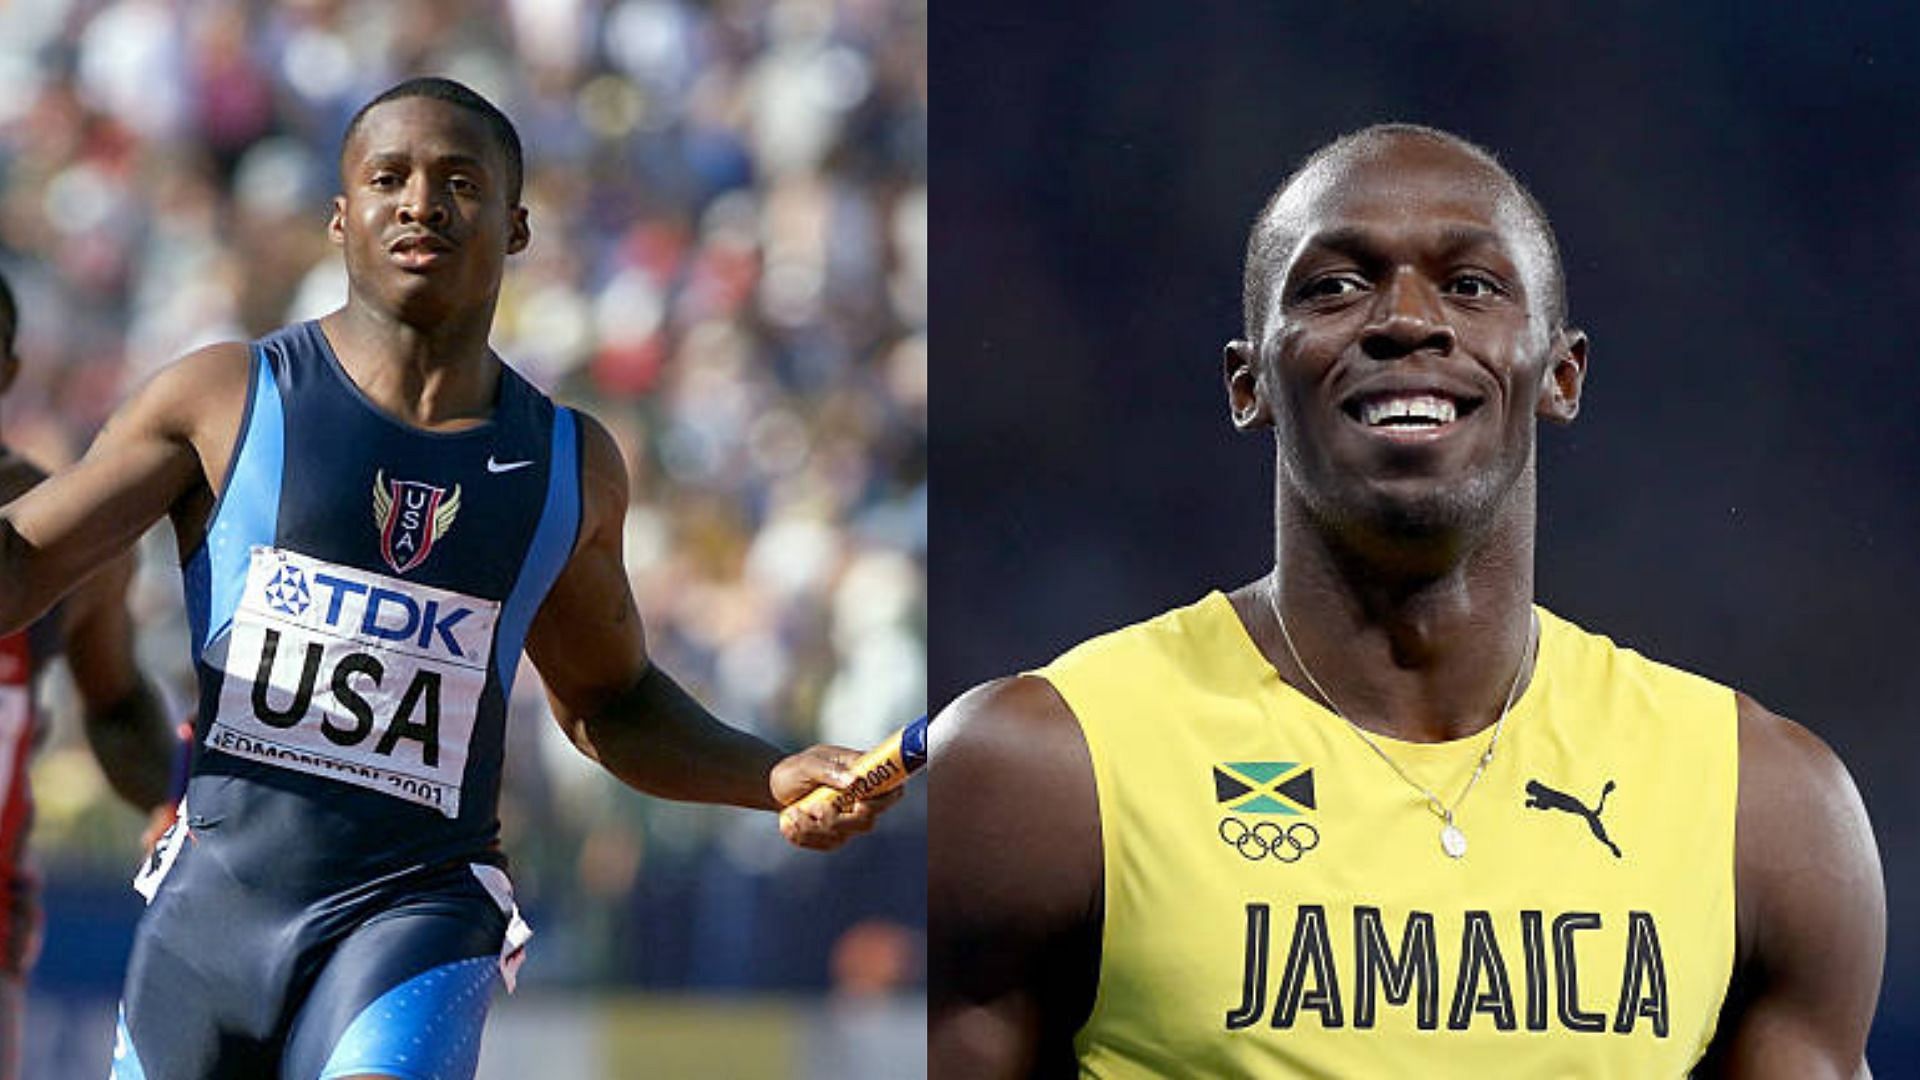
[396,175,450,228]
[1360,268,1454,360]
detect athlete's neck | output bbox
[320,306,500,430]
[1241,488,1538,745]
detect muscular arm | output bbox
[60,551,174,811]
[930,676,1101,1079]
[1698,694,1884,1079]
[525,415,879,838]
[0,343,247,633]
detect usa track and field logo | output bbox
[372,469,461,576]
[1215,761,1320,863]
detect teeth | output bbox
[1361,395,1457,427]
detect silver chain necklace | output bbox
[1266,579,1538,859]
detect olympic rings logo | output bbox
[1218,816,1320,863]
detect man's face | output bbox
[1230,136,1584,540]
[330,97,528,323]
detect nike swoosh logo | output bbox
[487,456,535,474]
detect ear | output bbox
[1537,328,1587,425]
[0,351,16,398]
[327,196,347,247]
[506,204,530,255]
[1224,340,1272,431]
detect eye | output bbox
[448,175,482,196]
[1445,272,1506,299]
[1294,274,1368,302]
[368,172,402,190]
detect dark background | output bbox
[932,2,1920,1064]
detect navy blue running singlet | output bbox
[114,322,581,1080]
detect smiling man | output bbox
[0,78,897,1079]
[929,125,1884,1077]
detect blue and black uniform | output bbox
[115,322,581,1079]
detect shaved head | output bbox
[1242,124,1566,344]
[341,77,524,204]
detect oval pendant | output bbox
[1440,823,1468,859]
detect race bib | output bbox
[208,547,498,817]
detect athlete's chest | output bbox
[190,340,572,819]
[1082,690,1736,1077]
[1154,746,1693,1035]
[269,420,550,592]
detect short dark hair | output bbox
[0,270,17,356]
[1242,123,1566,344]
[341,77,525,204]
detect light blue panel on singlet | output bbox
[491,406,580,692]
[109,1002,150,1080]
[182,348,285,659]
[317,956,498,1080]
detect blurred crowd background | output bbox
[1,0,925,1075]
[934,2,1919,1070]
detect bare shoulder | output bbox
[0,341,256,629]
[162,340,254,383]
[122,342,254,434]
[1733,692,1878,886]
[931,675,1103,1077]
[96,341,255,494]
[571,409,625,474]
[932,673,1100,924]
[1704,692,1883,1077]
[124,341,259,530]
[940,675,1090,782]
[567,408,629,537]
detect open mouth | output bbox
[1342,391,1483,434]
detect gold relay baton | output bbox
[783,714,929,822]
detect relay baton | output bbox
[784,714,929,821]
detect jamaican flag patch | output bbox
[1214,762,1316,816]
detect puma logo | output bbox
[1524,779,1622,858]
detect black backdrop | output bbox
[932,2,1920,1062]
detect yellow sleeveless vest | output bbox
[1039,593,1736,1078]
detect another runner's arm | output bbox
[1699,694,1884,1079]
[930,676,1102,1079]
[525,414,889,845]
[0,343,247,635]
[61,551,174,811]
